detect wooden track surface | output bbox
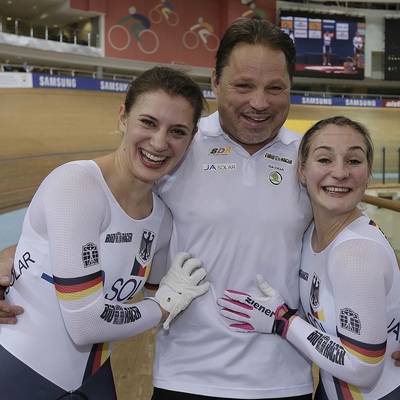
[0,88,124,213]
[1,89,399,398]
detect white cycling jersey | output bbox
[290,216,400,399]
[1,160,170,391]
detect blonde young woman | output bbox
[218,116,400,399]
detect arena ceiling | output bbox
[0,0,101,27]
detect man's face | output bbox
[212,43,291,155]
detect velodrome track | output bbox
[1,88,123,214]
[2,88,399,215]
[1,88,399,399]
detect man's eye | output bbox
[235,84,251,91]
[267,87,284,95]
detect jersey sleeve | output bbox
[32,163,162,346]
[287,238,393,389]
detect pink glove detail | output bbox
[273,303,298,338]
[217,274,284,333]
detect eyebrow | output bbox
[138,113,156,120]
[138,114,191,130]
[313,145,366,153]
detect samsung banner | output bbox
[0,72,129,92]
[1,72,398,108]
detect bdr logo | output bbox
[208,147,231,155]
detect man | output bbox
[150,19,314,399]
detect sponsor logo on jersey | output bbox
[208,147,232,155]
[105,232,133,243]
[139,230,155,263]
[340,308,361,334]
[107,276,144,302]
[6,251,36,294]
[269,171,282,185]
[307,330,346,365]
[100,304,141,324]
[203,163,237,171]
[268,164,284,171]
[388,317,400,343]
[82,242,99,267]
[264,152,293,164]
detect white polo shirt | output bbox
[153,111,314,398]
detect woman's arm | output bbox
[41,164,209,344]
[37,164,164,345]
[287,239,391,388]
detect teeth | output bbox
[248,116,267,122]
[324,187,350,193]
[142,150,166,162]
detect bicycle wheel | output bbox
[149,8,162,24]
[107,25,130,51]
[166,11,179,27]
[138,29,159,54]
[183,30,199,50]
[204,33,219,52]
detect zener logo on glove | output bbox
[217,274,285,333]
[245,296,276,317]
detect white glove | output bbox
[217,274,284,333]
[155,252,210,330]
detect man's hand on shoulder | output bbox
[392,351,400,367]
[0,245,24,323]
